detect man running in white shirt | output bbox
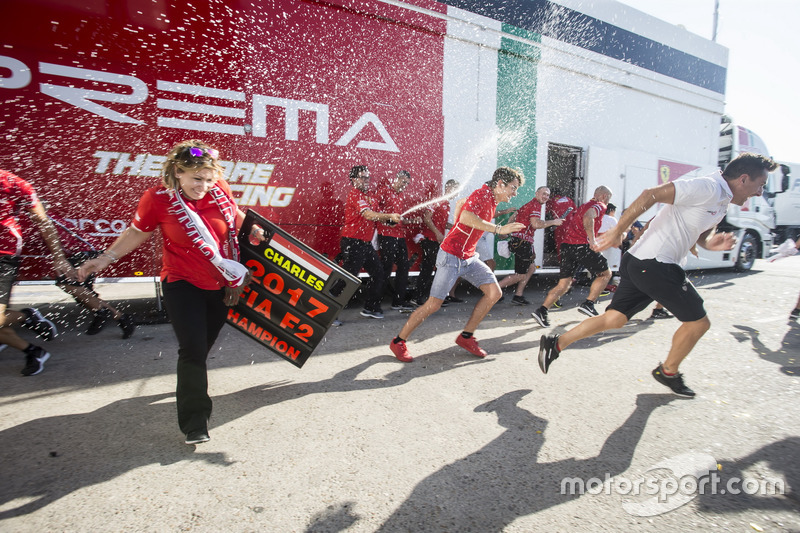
[537,153,777,397]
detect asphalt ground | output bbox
[0,258,798,532]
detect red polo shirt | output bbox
[421,199,450,241]
[132,181,236,290]
[560,199,606,245]
[440,184,496,260]
[340,187,376,242]
[376,185,406,238]
[510,199,544,244]
[0,169,40,256]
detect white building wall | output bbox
[536,0,727,207]
[442,8,502,201]
[441,0,728,213]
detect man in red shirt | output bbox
[340,166,402,319]
[546,190,576,258]
[376,170,416,311]
[415,179,459,305]
[389,167,526,362]
[0,169,73,376]
[532,186,613,327]
[498,186,564,305]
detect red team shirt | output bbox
[441,184,497,260]
[547,194,576,248]
[375,186,406,238]
[546,195,575,219]
[340,188,377,242]
[510,199,543,244]
[421,200,450,241]
[0,170,40,256]
[560,199,607,245]
[132,180,237,290]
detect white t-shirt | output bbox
[599,214,621,269]
[629,171,732,266]
[599,214,618,234]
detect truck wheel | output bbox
[734,233,758,271]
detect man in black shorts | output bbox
[55,250,136,338]
[537,153,777,397]
[531,186,613,326]
[498,186,564,304]
[0,169,74,376]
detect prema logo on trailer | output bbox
[0,56,399,152]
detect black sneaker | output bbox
[86,308,112,335]
[651,308,673,320]
[390,301,416,311]
[185,429,210,445]
[652,364,696,398]
[552,299,563,308]
[118,313,136,339]
[531,306,550,327]
[360,308,384,319]
[538,334,560,374]
[511,295,530,306]
[21,346,51,376]
[444,295,465,304]
[21,308,57,341]
[790,308,800,320]
[578,300,598,317]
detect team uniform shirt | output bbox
[132,180,237,290]
[560,199,607,245]
[421,200,450,241]
[547,195,576,245]
[510,199,544,244]
[630,171,732,266]
[0,170,40,256]
[441,184,497,260]
[375,186,406,238]
[340,188,377,242]
[546,195,575,218]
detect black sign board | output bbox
[227,210,361,367]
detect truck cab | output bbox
[766,161,800,242]
[685,120,776,271]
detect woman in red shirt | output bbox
[79,140,257,445]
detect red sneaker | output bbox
[389,339,413,363]
[455,335,488,358]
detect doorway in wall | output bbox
[544,143,584,267]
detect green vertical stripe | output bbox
[495,24,541,269]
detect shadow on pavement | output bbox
[731,321,800,375]
[697,437,799,513]
[0,354,489,519]
[366,391,676,532]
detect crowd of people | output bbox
[2,144,794,444]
